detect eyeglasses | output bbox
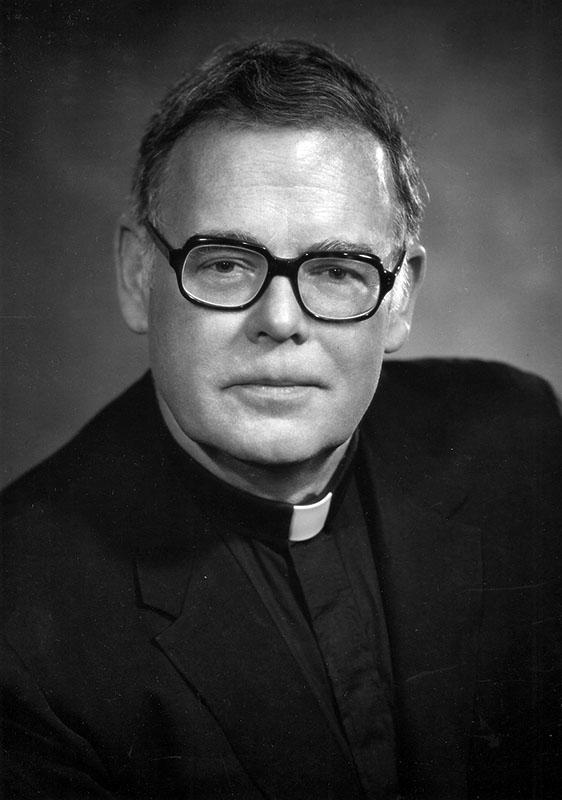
[145,221,405,322]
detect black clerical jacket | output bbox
[2,359,561,799]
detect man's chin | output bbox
[210,440,332,469]
[200,431,345,471]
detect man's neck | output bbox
[157,394,351,505]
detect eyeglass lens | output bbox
[181,245,382,319]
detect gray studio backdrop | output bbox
[2,0,561,487]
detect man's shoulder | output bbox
[369,357,561,480]
[380,357,558,405]
[1,373,161,581]
[2,372,156,508]
[0,374,170,696]
[367,359,561,563]
[370,357,561,504]
[376,357,560,430]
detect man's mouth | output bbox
[226,378,322,405]
[237,380,315,388]
[228,373,326,389]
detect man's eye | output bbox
[198,259,252,275]
[206,260,239,273]
[325,267,351,280]
[312,264,364,283]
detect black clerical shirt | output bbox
[166,431,398,799]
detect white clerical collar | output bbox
[289,492,333,542]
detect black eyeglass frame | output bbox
[144,220,406,322]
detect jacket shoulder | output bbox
[1,374,162,615]
[1,373,157,513]
[369,357,561,496]
[375,358,560,435]
[379,357,559,407]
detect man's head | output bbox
[117,40,426,486]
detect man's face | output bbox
[143,124,406,466]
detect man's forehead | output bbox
[163,120,393,191]
[158,121,397,246]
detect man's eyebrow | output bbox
[309,238,377,254]
[194,229,264,246]
[194,231,377,254]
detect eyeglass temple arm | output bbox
[392,247,407,276]
[144,220,172,261]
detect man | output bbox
[2,40,561,800]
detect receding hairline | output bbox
[132,39,425,243]
[148,115,406,242]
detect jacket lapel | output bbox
[359,368,483,799]
[135,521,362,800]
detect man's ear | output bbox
[115,216,152,334]
[384,244,426,353]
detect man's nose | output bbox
[245,275,309,344]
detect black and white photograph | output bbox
[2,1,561,798]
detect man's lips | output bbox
[226,377,325,389]
[226,383,319,407]
[223,376,326,406]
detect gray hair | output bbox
[131,39,425,246]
